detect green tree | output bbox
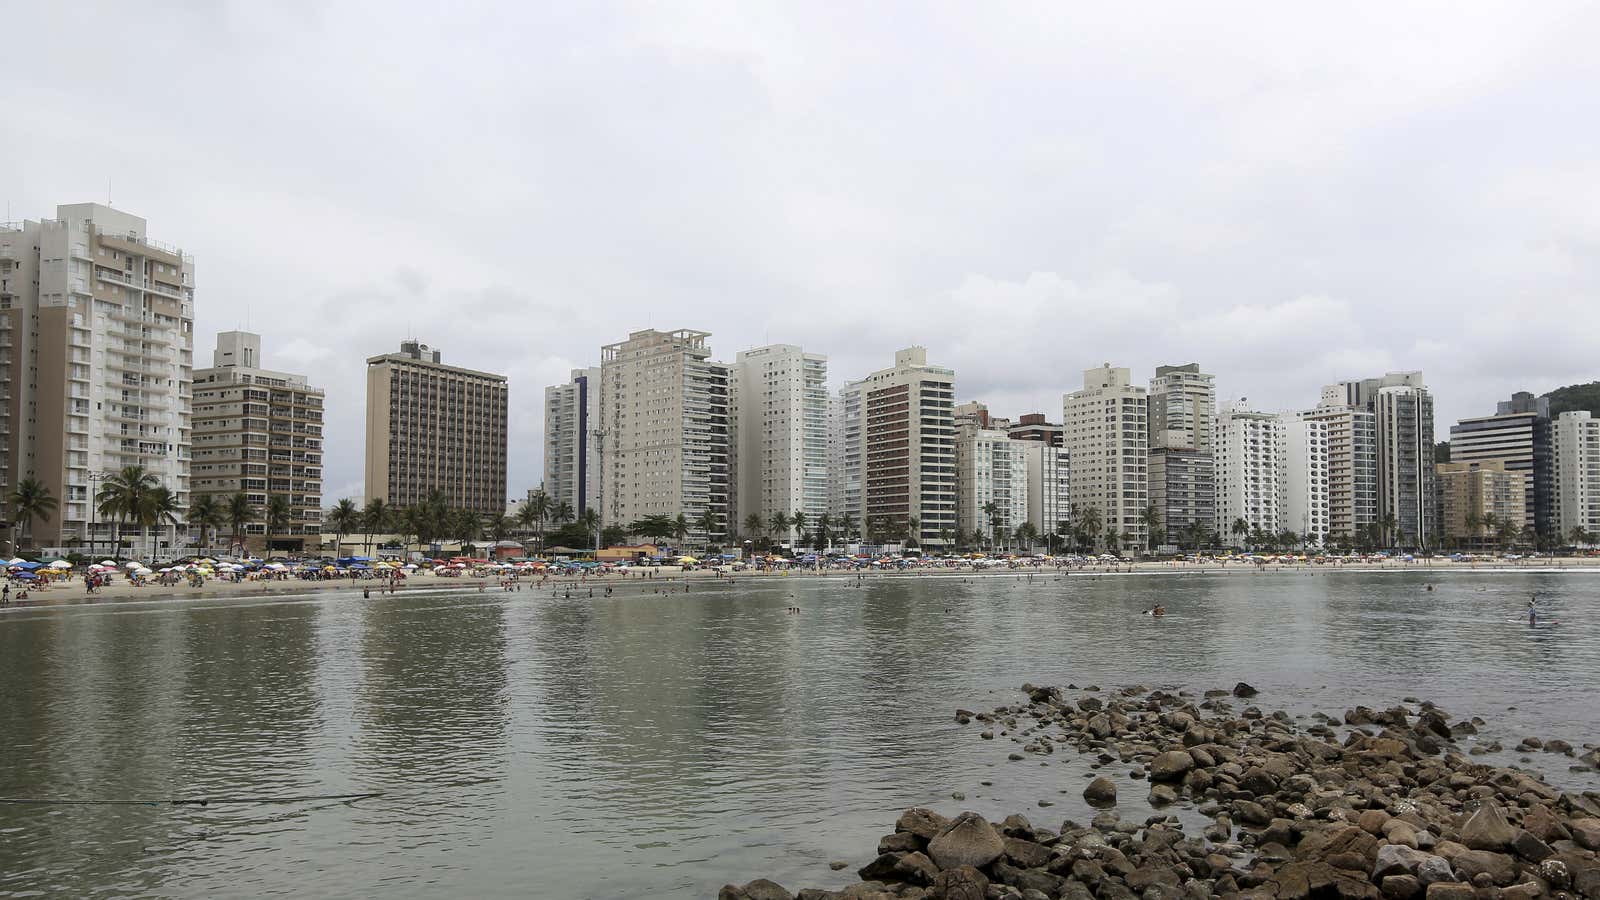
[263,495,293,557]
[696,507,720,548]
[767,510,792,546]
[521,489,551,553]
[672,513,690,547]
[742,513,765,548]
[1570,525,1590,550]
[1103,526,1121,553]
[188,493,225,552]
[327,498,361,556]
[904,515,920,549]
[1138,503,1162,553]
[228,492,260,556]
[1379,512,1398,549]
[139,486,182,557]
[360,497,389,557]
[577,509,601,550]
[791,512,809,548]
[1231,517,1249,550]
[97,466,160,560]
[837,513,858,543]
[1075,506,1102,552]
[982,501,999,550]
[7,477,58,553]
[815,513,833,551]
[453,508,483,553]
[552,501,574,526]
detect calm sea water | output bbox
[1,570,1597,899]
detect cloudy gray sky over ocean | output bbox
[5,2,1598,502]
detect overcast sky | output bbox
[6,2,1599,503]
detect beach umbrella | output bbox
[123,561,142,569]
[15,572,38,580]
[49,560,72,569]
[99,559,118,566]
[7,558,25,565]
[134,568,154,576]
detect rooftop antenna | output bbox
[107,177,113,207]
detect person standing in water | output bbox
[1528,595,1538,625]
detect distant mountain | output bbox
[1543,382,1600,417]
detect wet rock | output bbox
[926,813,1004,870]
[1000,837,1050,870]
[858,851,937,885]
[1083,776,1117,807]
[1148,750,1195,782]
[1450,849,1517,886]
[1509,829,1552,862]
[1147,784,1178,806]
[1379,874,1421,899]
[720,879,794,900]
[1232,682,1258,698]
[878,832,920,854]
[1232,800,1272,826]
[1569,816,1600,850]
[1423,882,1474,899]
[829,861,848,871]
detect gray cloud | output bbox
[4,1,1597,501]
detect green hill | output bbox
[1543,382,1600,417]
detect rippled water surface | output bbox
[2,570,1598,898]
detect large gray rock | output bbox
[1450,849,1517,886]
[930,865,987,900]
[926,812,1005,870]
[1148,750,1195,782]
[1373,844,1453,885]
[1083,776,1117,806]
[1458,803,1517,850]
[1570,817,1600,850]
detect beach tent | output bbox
[10,561,42,570]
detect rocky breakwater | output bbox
[718,683,1600,899]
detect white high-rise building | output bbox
[1,204,194,553]
[1149,363,1215,453]
[955,423,1029,548]
[848,347,956,549]
[1213,401,1285,542]
[543,366,601,517]
[1148,363,1216,549]
[597,329,730,545]
[1326,372,1437,548]
[1553,411,1600,540]
[828,382,866,540]
[1280,414,1330,547]
[732,345,829,543]
[1301,397,1377,542]
[1064,364,1148,550]
[1023,442,1072,542]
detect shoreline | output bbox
[2,560,1598,609]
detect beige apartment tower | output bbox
[365,341,508,517]
[597,329,731,545]
[856,347,956,549]
[1064,364,1148,550]
[1436,460,1526,549]
[192,332,324,551]
[1,204,194,554]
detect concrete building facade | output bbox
[1213,401,1285,543]
[365,341,508,517]
[828,383,864,534]
[1008,413,1063,447]
[1300,399,1377,542]
[955,423,1028,548]
[1023,442,1071,542]
[732,345,829,542]
[1325,372,1437,548]
[1448,392,1552,536]
[1,204,194,553]
[597,329,731,545]
[543,366,600,516]
[193,332,323,551]
[1064,364,1148,550]
[1436,459,1526,549]
[1279,414,1330,547]
[1149,363,1215,453]
[1553,411,1600,541]
[857,347,956,549]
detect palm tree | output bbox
[552,501,574,526]
[838,513,858,544]
[188,493,225,552]
[227,492,259,556]
[97,466,159,560]
[1139,503,1162,554]
[1231,517,1249,550]
[263,495,293,558]
[904,515,920,549]
[696,507,719,548]
[360,498,388,557]
[1075,506,1102,552]
[815,513,833,551]
[768,511,791,547]
[327,498,361,557]
[791,511,809,549]
[1379,512,1398,549]
[1495,519,1520,553]
[139,486,183,558]
[1103,526,1121,554]
[523,489,552,553]
[1016,521,1039,552]
[1570,525,1590,551]
[486,513,511,544]
[743,513,765,548]
[577,508,601,550]
[982,501,999,550]
[7,477,58,553]
[672,513,690,548]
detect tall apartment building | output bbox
[955,422,1028,547]
[1448,392,1552,535]
[192,332,323,551]
[1213,401,1284,541]
[543,366,600,516]
[854,347,956,549]
[1064,364,1148,550]
[1149,364,1215,453]
[1280,414,1330,546]
[1148,363,1216,550]
[1008,413,1063,447]
[1325,372,1437,548]
[828,384,864,531]
[1023,442,1071,540]
[1,204,194,552]
[1301,397,1377,541]
[597,329,730,544]
[732,345,829,541]
[1552,411,1600,540]
[365,341,508,517]
[1436,460,1526,548]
